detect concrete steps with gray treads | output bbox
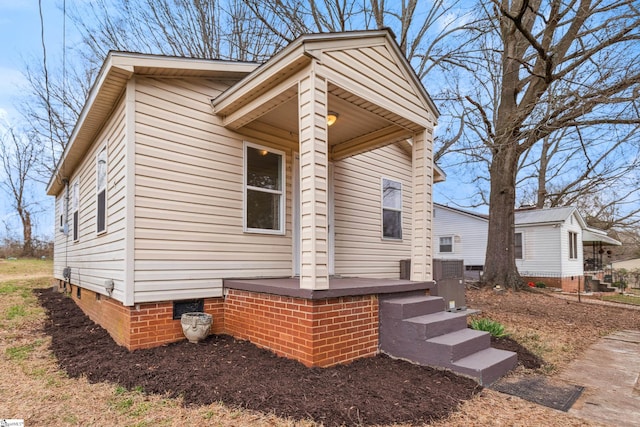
[379,294,517,385]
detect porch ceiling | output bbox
[241,83,417,160]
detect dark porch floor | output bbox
[223,277,435,300]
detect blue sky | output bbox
[0,1,477,243]
[0,1,70,121]
[0,1,71,241]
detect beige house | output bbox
[47,30,515,383]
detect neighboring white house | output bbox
[433,203,621,291]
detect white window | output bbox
[569,231,578,259]
[439,236,453,253]
[244,142,285,234]
[72,180,80,241]
[514,232,523,259]
[96,147,107,234]
[382,178,402,239]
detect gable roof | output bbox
[47,53,258,196]
[434,203,488,221]
[211,29,438,130]
[514,206,585,227]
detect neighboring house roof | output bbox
[434,203,620,246]
[434,203,488,221]
[514,206,584,227]
[583,227,622,246]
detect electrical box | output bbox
[433,259,466,312]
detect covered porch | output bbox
[211,29,441,290]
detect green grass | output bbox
[0,258,53,276]
[6,342,38,361]
[0,282,19,294]
[470,317,509,338]
[602,294,640,306]
[6,304,27,320]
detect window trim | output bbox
[96,146,108,235]
[439,235,454,253]
[569,231,579,260]
[381,177,403,240]
[243,141,286,235]
[71,179,80,242]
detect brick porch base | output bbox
[55,280,380,367]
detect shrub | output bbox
[535,282,546,288]
[470,318,509,338]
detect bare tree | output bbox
[244,0,474,80]
[437,0,640,288]
[0,125,44,257]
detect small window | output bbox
[382,178,402,239]
[514,232,523,259]
[569,231,578,259]
[439,236,453,253]
[96,147,107,234]
[72,180,80,241]
[244,142,285,234]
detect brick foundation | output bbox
[57,280,225,350]
[56,280,379,367]
[522,275,583,293]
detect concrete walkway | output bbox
[558,330,640,426]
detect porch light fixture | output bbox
[327,111,339,126]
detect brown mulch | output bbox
[37,288,496,427]
[491,336,542,369]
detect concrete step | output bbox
[424,328,491,365]
[404,310,469,340]
[379,295,444,319]
[452,347,518,385]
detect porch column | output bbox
[411,129,434,281]
[298,70,329,290]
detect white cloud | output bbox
[0,66,28,121]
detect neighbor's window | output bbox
[382,178,402,239]
[439,236,453,253]
[244,142,285,233]
[72,180,80,241]
[514,232,523,259]
[569,231,578,259]
[96,147,107,234]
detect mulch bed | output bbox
[35,287,538,426]
[491,336,543,369]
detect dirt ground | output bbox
[33,285,640,426]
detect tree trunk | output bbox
[482,143,522,289]
[19,208,33,257]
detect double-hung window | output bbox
[244,142,285,234]
[569,231,578,259]
[439,236,453,253]
[514,232,523,259]
[96,147,107,234]
[382,178,402,239]
[72,180,80,241]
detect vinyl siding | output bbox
[433,206,487,267]
[133,77,296,303]
[515,225,562,276]
[53,98,128,300]
[319,45,431,128]
[333,144,412,278]
[561,213,584,276]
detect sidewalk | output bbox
[558,330,640,426]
